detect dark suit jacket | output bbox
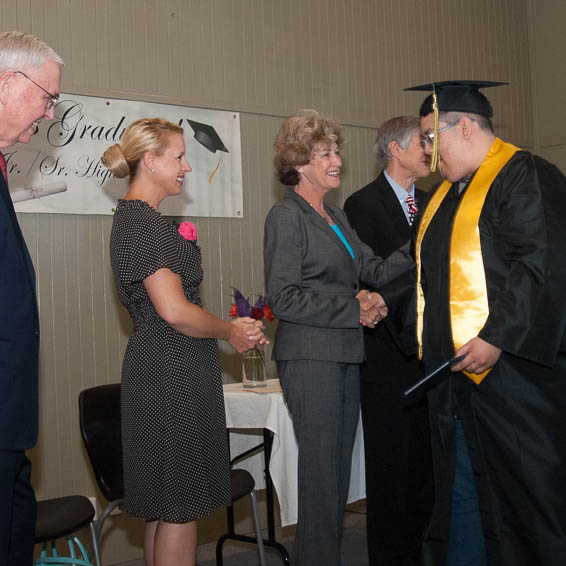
[0,173,40,450]
[264,187,413,364]
[344,172,427,384]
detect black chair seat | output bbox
[35,495,95,543]
[231,469,255,502]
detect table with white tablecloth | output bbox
[223,378,366,527]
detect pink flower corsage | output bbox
[178,221,197,241]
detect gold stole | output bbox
[415,138,520,384]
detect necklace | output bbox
[294,187,333,224]
[309,202,333,224]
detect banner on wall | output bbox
[7,94,243,217]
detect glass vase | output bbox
[242,349,267,388]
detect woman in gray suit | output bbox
[264,110,413,566]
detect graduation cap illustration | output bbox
[404,80,508,172]
[186,119,229,183]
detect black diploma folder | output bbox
[403,355,465,401]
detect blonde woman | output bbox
[102,118,265,566]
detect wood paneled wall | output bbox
[2,0,552,563]
[526,0,566,171]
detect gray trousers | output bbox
[277,359,360,566]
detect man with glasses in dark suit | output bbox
[344,116,433,566]
[0,31,63,565]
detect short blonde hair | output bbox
[273,109,345,186]
[101,118,183,179]
[0,31,64,72]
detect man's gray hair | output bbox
[0,31,64,72]
[374,116,420,169]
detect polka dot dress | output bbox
[110,199,231,523]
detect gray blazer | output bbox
[264,188,413,364]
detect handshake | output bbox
[356,290,388,328]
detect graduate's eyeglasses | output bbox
[13,71,59,110]
[420,121,459,148]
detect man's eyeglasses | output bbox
[14,71,59,110]
[420,121,458,148]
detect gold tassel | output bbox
[430,88,439,173]
[208,153,223,184]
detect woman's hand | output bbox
[228,317,269,353]
[356,291,389,327]
[143,269,270,348]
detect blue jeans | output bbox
[444,420,487,566]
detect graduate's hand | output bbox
[452,337,501,374]
[360,305,388,327]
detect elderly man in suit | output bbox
[0,31,63,565]
[344,116,433,566]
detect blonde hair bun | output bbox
[101,144,130,179]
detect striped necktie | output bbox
[405,193,417,225]
[0,152,7,184]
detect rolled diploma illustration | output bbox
[10,182,67,203]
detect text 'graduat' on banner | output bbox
[8,94,243,217]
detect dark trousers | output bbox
[361,375,434,566]
[0,451,36,566]
[278,359,360,566]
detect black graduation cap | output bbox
[186,119,229,153]
[404,80,508,118]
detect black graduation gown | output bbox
[419,151,566,566]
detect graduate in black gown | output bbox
[399,81,566,566]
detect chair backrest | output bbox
[78,383,124,503]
